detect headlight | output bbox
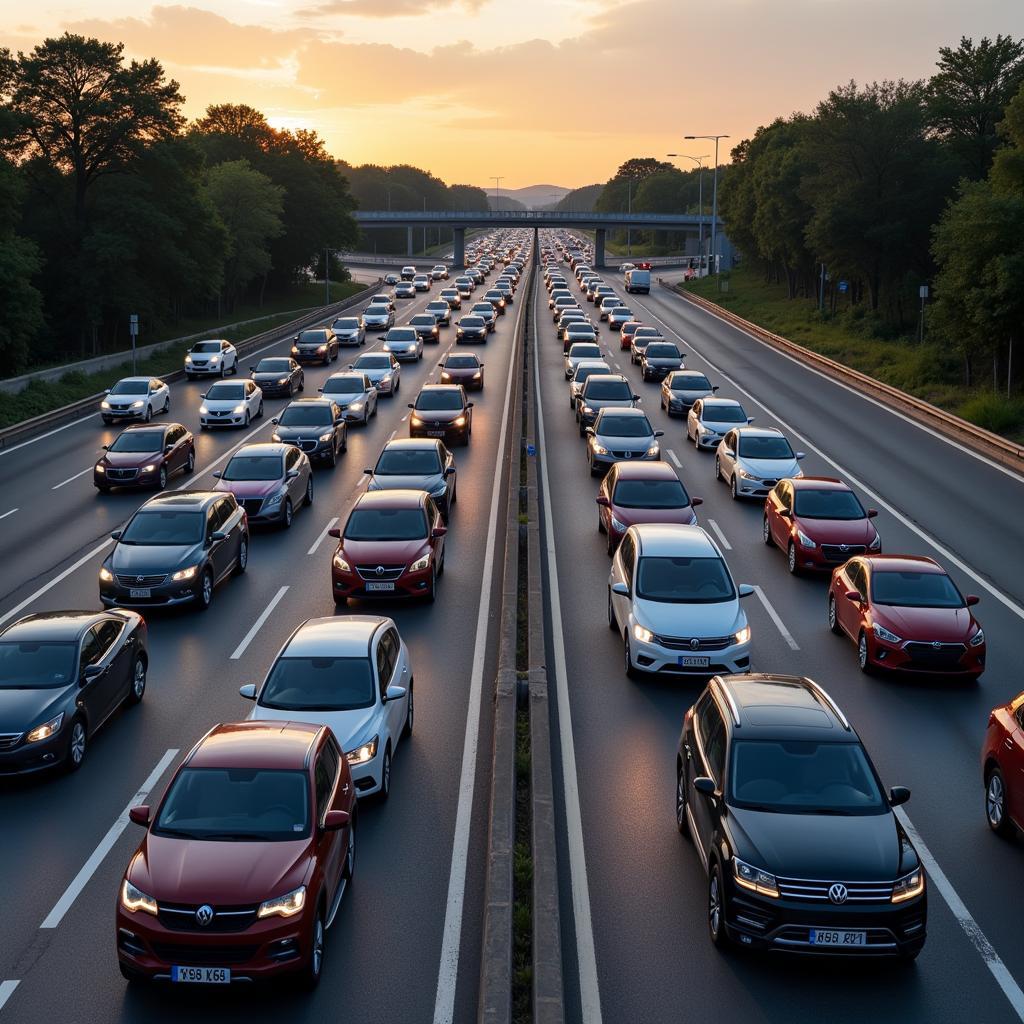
[209,356,219,365]
[969,628,985,647]
[258,885,306,919]
[383,344,392,352]
[200,405,209,415]
[350,403,363,412]
[454,416,467,427]
[99,567,114,582]
[582,405,593,415]
[645,444,660,456]
[869,533,881,551]
[101,400,111,409]
[410,552,431,571]
[734,625,752,645]
[27,713,64,743]
[130,400,144,409]
[380,374,391,383]
[737,468,754,480]
[317,345,326,353]
[346,735,379,765]
[121,879,158,916]
[633,624,654,643]
[333,553,351,572]
[891,868,924,903]
[796,529,816,548]
[610,515,628,532]
[472,371,481,379]
[872,622,902,644]
[291,346,300,355]
[263,491,283,509]
[441,372,452,381]
[141,464,157,473]
[171,564,199,581]
[734,858,779,898]
[411,415,423,426]
[318,431,334,442]
[96,464,105,474]
[591,443,608,455]
[277,377,288,386]
[185,355,193,363]
[232,405,245,414]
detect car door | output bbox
[426,498,444,562]
[769,482,791,547]
[611,531,635,629]
[378,628,405,745]
[205,500,231,580]
[313,745,345,907]
[284,447,303,504]
[1007,702,1024,825]
[688,401,701,439]
[838,561,866,637]
[720,430,737,478]
[689,692,727,864]
[78,622,123,724]
[164,425,185,473]
[598,468,615,532]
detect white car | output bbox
[100,377,170,424]
[715,426,805,500]
[243,615,412,800]
[199,379,264,428]
[412,275,431,292]
[184,339,238,379]
[565,342,603,379]
[608,523,754,678]
[431,264,448,280]
[350,352,401,395]
[686,397,753,450]
[362,304,395,331]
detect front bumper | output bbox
[254,382,295,397]
[101,406,146,420]
[629,632,750,675]
[95,465,161,489]
[386,347,420,362]
[275,437,337,461]
[184,363,223,376]
[409,419,468,443]
[371,378,396,394]
[456,332,487,344]
[292,348,331,364]
[733,475,780,499]
[332,564,433,600]
[695,430,724,450]
[201,411,248,427]
[590,447,660,470]
[866,634,985,676]
[642,365,673,380]
[101,576,200,608]
[0,728,70,775]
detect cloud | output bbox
[301,0,487,17]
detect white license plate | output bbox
[810,929,866,947]
[678,655,710,668]
[171,966,230,984]
[129,588,151,599]
[427,430,446,437]
[366,582,395,592]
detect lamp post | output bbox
[667,152,708,258]
[625,177,637,257]
[684,134,729,273]
[491,175,503,213]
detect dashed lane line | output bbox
[752,585,800,651]
[706,518,732,550]
[307,518,339,556]
[230,585,289,660]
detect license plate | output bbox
[129,588,151,599]
[366,582,395,592]
[427,430,446,437]
[677,655,710,668]
[172,966,230,984]
[809,929,866,947]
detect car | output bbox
[432,264,449,280]
[412,275,431,292]
[607,307,634,331]
[716,427,805,500]
[675,674,925,958]
[199,379,263,429]
[470,302,497,332]
[243,616,412,800]
[585,407,663,475]
[331,317,366,347]
[593,286,617,307]
[439,353,484,391]
[184,339,238,379]
[361,304,395,331]
[982,690,1024,837]
[609,523,752,677]
[630,327,665,364]
[328,489,447,603]
[349,352,401,395]
[384,272,400,285]
[552,297,580,321]
[116,720,356,987]
[565,342,603,379]
[212,442,312,528]
[493,281,514,304]
[466,268,484,285]
[483,289,507,314]
[319,372,377,424]
[271,398,347,467]
[620,321,643,350]
[100,491,248,611]
[408,384,473,445]
[764,477,881,574]
[454,276,475,298]
[409,313,441,343]
[661,370,716,415]
[576,374,640,432]
[370,293,396,311]
[401,265,417,281]
[687,397,753,450]
[439,288,462,310]
[549,288,574,310]
[456,315,488,344]
[250,357,304,398]
[365,438,457,519]
[596,461,702,554]
[383,327,424,362]
[828,555,986,679]
[0,609,147,774]
[95,423,195,492]
[394,282,416,299]
[291,328,338,366]
[585,281,605,302]
[561,323,599,353]
[101,377,170,424]
[640,341,685,382]
[568,360,612,408]
[425,300,452,326]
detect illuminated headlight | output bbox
[318,431,334,442]
[582,406,594,415]
[441,372,451,381]
[141,464,157,473]
[277,377,288,386]
[99,567,114,582]
[891,868,925,903]
[317,345,327,353]
[95,464,105,474]
[591,443,608,455]
[130,401,144,409]
[209,357,219,365]
[869,533,882,551]
[734,858,779,898]
[872,622,902,644]
[349,403,363,412]
[171,564,199,581]
[969,628,985,647]
[271,433,282,442]
[380,375,391,384]
[231,405,244,414]
[633,623,654,643]
[200,405,209,415]
[610,515,627,532]
[101,400,111,409]
[645,444,660,456]
[472,371,482,379]
[121,879,158,916]
[454,416,467,427]
[346,735,379,765]
[291,346,300,355]
[796,529,816,549]
[383,344,392,352]
[734,625,752,645]
[258,885,306,919]
[263,492,283,509]
[26,713,64,743]
[410,552,431,572]
[185,355,193,364]
[333,553,351,572]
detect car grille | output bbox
[653,634,735,652]
[0,732,23,751]
[106,468,138,481]
[297,439,321,452]
[241,499,264,517]
[355,564,405,582]
[903,641,967,669]
[150,942,260,966]
[207,410,231,418]
[157,903,259,933]
[821,544,867,562]
[608,450,647,460]
[115,573,167,587]
[776,876,894,904]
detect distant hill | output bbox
[544,183,603,213]
[486,194,527,212]
[480,184,571,210]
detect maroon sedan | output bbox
[329,489,447,603]
[763,476,880,574]
[95,423,195,492]
[595,461,702,554]
[438,353,484,391]
[828,555,986,678]
[982,690,1024,837]
[116,721,355,988]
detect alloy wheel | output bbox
[128,657,146,704]
[858,632,871,672]
[306,477,314,506]
[828,595,841,634]
[344,818,356,878]
[236,538,248,574]
[68,719,87,770]
[186,451,195,473]
[708,869,723,943]
[787,543,798,574]
[380,746,392,800]
[404,684,414,736]
[762,517,772,546]
[284,499,293,528]
[157,466,167,490]
[311,913,325,979]
[676,771,689,836]
[986,770,1013,835]
[199,570,213,610]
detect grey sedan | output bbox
[365,437,457,519]
[383,327,424,362]
[585,408,663,476]
[319,372,378,425]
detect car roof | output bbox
[790,476,845,490]
[701,397,743,409]
[2,610,116,642]
[114,376,155,384]
[283,615,388,658]
[232,443,290,458]
[713,674,853,739]
[325,372,367,382]
[118,424,168,434]
[734,426,784,438]
[669,370,709,381]
[631,523,716,557]
[611,461,679,481]
[862,555,943,574]
[596,406,646,419]
[353,488,427,510]
[140,491,218,509]
[188,721,322,770]
[381,437,443,451]
[285,397,334,407]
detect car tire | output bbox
[305,476,314,508]
[624,636,638,679]
[65,716,87,772]
[96,484,111,494]
[730,475,739,501]
[300,907,326,991]
[606,527,616,557]
[762,517,773,546]
[597,508,606,534]
[155,465,167,491]
[787,542,799,575]
[694,431,701,450]
[327,445,337,468]
[986,766,1014,836]
[708,863,731,949]
[299,376,305,393]
[676,767,690,837]
[403,681,414,737]
[715,456,721,480]
[379,744,392,802]
[828,594,842,635]
[197,569,214,610]
[257,400,264,419]
[143,404,152,423]
[287,382,294,397]
[283,498,294,529]
[126,656,147,706]
[185,450,195,474]
[857,631,873,674]
[426,563,437,603]
[220,363,227,378]
[163,396,170,413]
[234,535,248,576]
[589,455,600,477]
[119,962,145,985]
[102,416,112,425]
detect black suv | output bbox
[271,398,347,467]
[676,674,926,959]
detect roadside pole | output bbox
[129,314,138,375]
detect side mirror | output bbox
[210,529,227,542]
[654,430,664,438]
[795,452,806,460]
[317,387,324,393]
[611,581,630,597]
[323,809,350,832]
[200,391,208,399]
[712,385,720,392]
[101,444,109,451]
[633,395,641,402]
[432,526,448,538]
[110,530,122,541]
[408,403,415,409]
[249,367,255,373]
[844,590,861,603]
[724,449,735,459]
[747,416,755,423]
[83,664,104,681]
[286,469,299,480]
[363,468,374,475]
[164,444,173,454]
[327,527,341,539]
[693,777,717,797]
[103,388,111,395]
[212,470,222,479]
[467,402,474,408]
[867,508,878,518]
[738,584,755,598]
[384,684,407,703]
[966,594,980,607]
[596,495,611,507]
[889,786,911,807]
[478,362,484,367]
[271,417,279,425]
[443,466,456,477]
[690,497,704,507]
[239,684,257,700]
[128,806,150,827]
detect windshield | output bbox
[569,345,601,359]
[598,415,652,438]
[323,377,363,395]
[575,366,611,383]
[870,570,963,608]
[671,374,711,391]
[646,345,679,359]
[636,556,735,603]
[703,404,746,424]
[375,449,442,475]
[729,740,886,815]
[446,356,479,369]
[0,641,76,689]
[366,305,389,315]
[738,435,794,460]
[258,656,374,712]
[411,316,435,326]
[345,508,427,541]
[206,383,244,401]
[333,318,359,330]
[416,391,463,411]
[108,431,163,453]
[298,330,327,344]
[256,359,291,373]
[279,405,332,426]
[427,303,449,312]
[386,330,417,342]
[471,305,492,315]
[585,380,632,400]
[635,329,661,339]
[155,767,310,841]
[793,489,865,520]
[121,510,204,545]
[355,355,391,369]
[191,342,221,353]
[461,317,485,327]
[223,455,282,482]
[613,478,690,509]
[109,380,148,395]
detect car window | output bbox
[78,626,105,674]
[1016,705,1024,731]
[285,448,300,470]
[95,619,121,658]
[698,698,726,783]
[381,629,400,691]
[619,533,635,588]
[849,562,868,600]
[375,637,391,690]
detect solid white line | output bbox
[706,518,732,550]
[230,585,289,660]
[388,429,397,441]
[532,293,604,1023]
[307,518,338,556]
[0,981,18,1012]
[432,264,526,1024]
[666,448,681,469]
[894,807,1024,1022]
[0,413,95,458]
[40,747,179,929]
[51,466,92,490]
[0,508,17,521]
[752,585,800,651]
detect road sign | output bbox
[919,285,929,299]
[838,280,848,294]
[129,314,139,336]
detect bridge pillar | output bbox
[453,227,466,269]
[407,226,414,258]
[594,228,606,269]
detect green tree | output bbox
[0,155,43,374]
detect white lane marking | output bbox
[432,266,527,1024]
[894,807,1024,1022]
[666,449,681,469]
[752,585,800,650]
[532,292,604,1023]
[0,413,95,458]
[632,300,1024,622]
[307,518,338,556]
[230,585,289,660]
[388,429,397,441]
[613,361,621,370]
[0,981,18,1011]
[706,518,732,550]
[0,508,17,521]
[40,748,179,929]
[51,466,92,490]
[401,414,409,422]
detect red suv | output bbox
[116,721,355,988]
[95,423,195,492]
[828,555,986,678]
[982,691,1024,837]
[763,477,880,574]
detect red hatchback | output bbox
[95,423,195,492]
[329,489,447,603]
[116,721,355,988]
[828,555,986,678]
[982,691,1024,837]
[763,476,880,574]
[595,461,702,554]
[620,321,643,350]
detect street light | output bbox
[684,134,729,273]
[491,175,503,213]
[624,176,637,257]
[667,153,709,258]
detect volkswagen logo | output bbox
[689,638,700,651]
[195,904,215,926]
[828,883,848,905]
[375,566,385,576]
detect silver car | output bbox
[362,304,395,331]
[425,300,452,326]
[585,407,663,476]
[568,360,612,409]
[577,374,640,431]
[383,327,423,362]
[332,316,366,346]
[366,438,457,518]
[607,306,634,331]
[715,426,805,500]
[565,342,603,379]
[349,352,401,395]
[319,371,378,425]
[686,397,753,450]
[660,370,717,416]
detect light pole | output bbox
[491,175,503,213]
[667,152,708,259]
[625,177,636,258]
[685,134,729,273]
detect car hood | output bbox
[595,433,654,452]
[441,368,479,381]
[340,538,431,564]
[101,451,164,468]
[369,473,445,494]
[728,807,913,881]
[413,409,463,423]
[873,604,976,641]
[737,455,802,479]
[335,329,361,339]
[215,479,283,499]
[250,705,378,751]
[0,686,72,734]
[203,398,247,411]
[385,340,417,350]
[613,505,697,528]
[252,373,290,385]
[794,516,876,545]
[645,357,682,366]
[701,418,742,431]
[670,388,712,403]
[110,542,202,574]
[274,424,332,441]
[358,368,391,382]
[330,392,371,408]
[363,313,390,322]
[633,595,745,637]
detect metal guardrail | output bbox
[665,281,1024,470]
[0,280,382,451]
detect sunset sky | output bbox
[1,0,1021,189]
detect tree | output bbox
[194,103,279,153]
[0,153,43,374]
